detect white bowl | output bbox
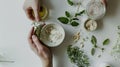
[40,24,65,47]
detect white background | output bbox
[0,0,120,67]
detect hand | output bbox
[101,0,107,7]
[23,0,41,22]
[28,27,52,67]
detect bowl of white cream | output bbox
[40,24,65,47]
[86,0,106,20]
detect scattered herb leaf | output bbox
[101,48,105,52]
[58,17,69,24]
[67,45,90,67]
[67,0,74,6]
[103,39,110,45]
[72,18,79,20]
[91,48,95,56]
[118,25,120,29]
[98,55,101,58]
[65,11,71,17]
[75,10,85,17]
[91,35,97,48]
[71,21,79,26]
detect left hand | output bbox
[28,27,52,67]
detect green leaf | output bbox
[103,39,110,45]
[71,21,79,26]
[72,18,79,20]
[101,48,105,52]
[118,26,120,29]
[91,35,97,48]
[65,11,71,17]
[67,45,90,67]
[75,10,85,17]
[58,17,69,24]
[67,0,74,6]
[91,48,95,56]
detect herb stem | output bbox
[0,60,15,63]
[76,2,81,13]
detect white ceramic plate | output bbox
[40,24,65,47]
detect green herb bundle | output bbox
[67,45,90,67]
[57,0,85,27]
[90,35,110,56]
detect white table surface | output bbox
[0,0,120,67]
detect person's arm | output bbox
[28,27,52,67]
[23,0,41,22]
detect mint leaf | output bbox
[58,17,69,24]
[71,21,79,26]
[103,39,110,45]
[67,0,74,6]
[91,35,97,48]
[65,11,71,17]
[91,48,95,56]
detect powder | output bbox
[44,26,63,44]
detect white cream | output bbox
[48,28,62,44]
[40,24,65,47]
[85,19,97,31]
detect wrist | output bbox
[42,57,52,67]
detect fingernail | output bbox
[36,18,40,22]
[32,35,36,39]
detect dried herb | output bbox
[67,45,90,67]
[103,39,110,45]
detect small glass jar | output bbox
[86,0,106,20]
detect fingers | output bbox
[28,27,37,51]
[25,8,35,21]
[33,7,40,22]
[28,27,34,43]
[32,35,43,50]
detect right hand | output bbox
[23,0,41,22]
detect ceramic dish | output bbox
[40,24,65,47]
